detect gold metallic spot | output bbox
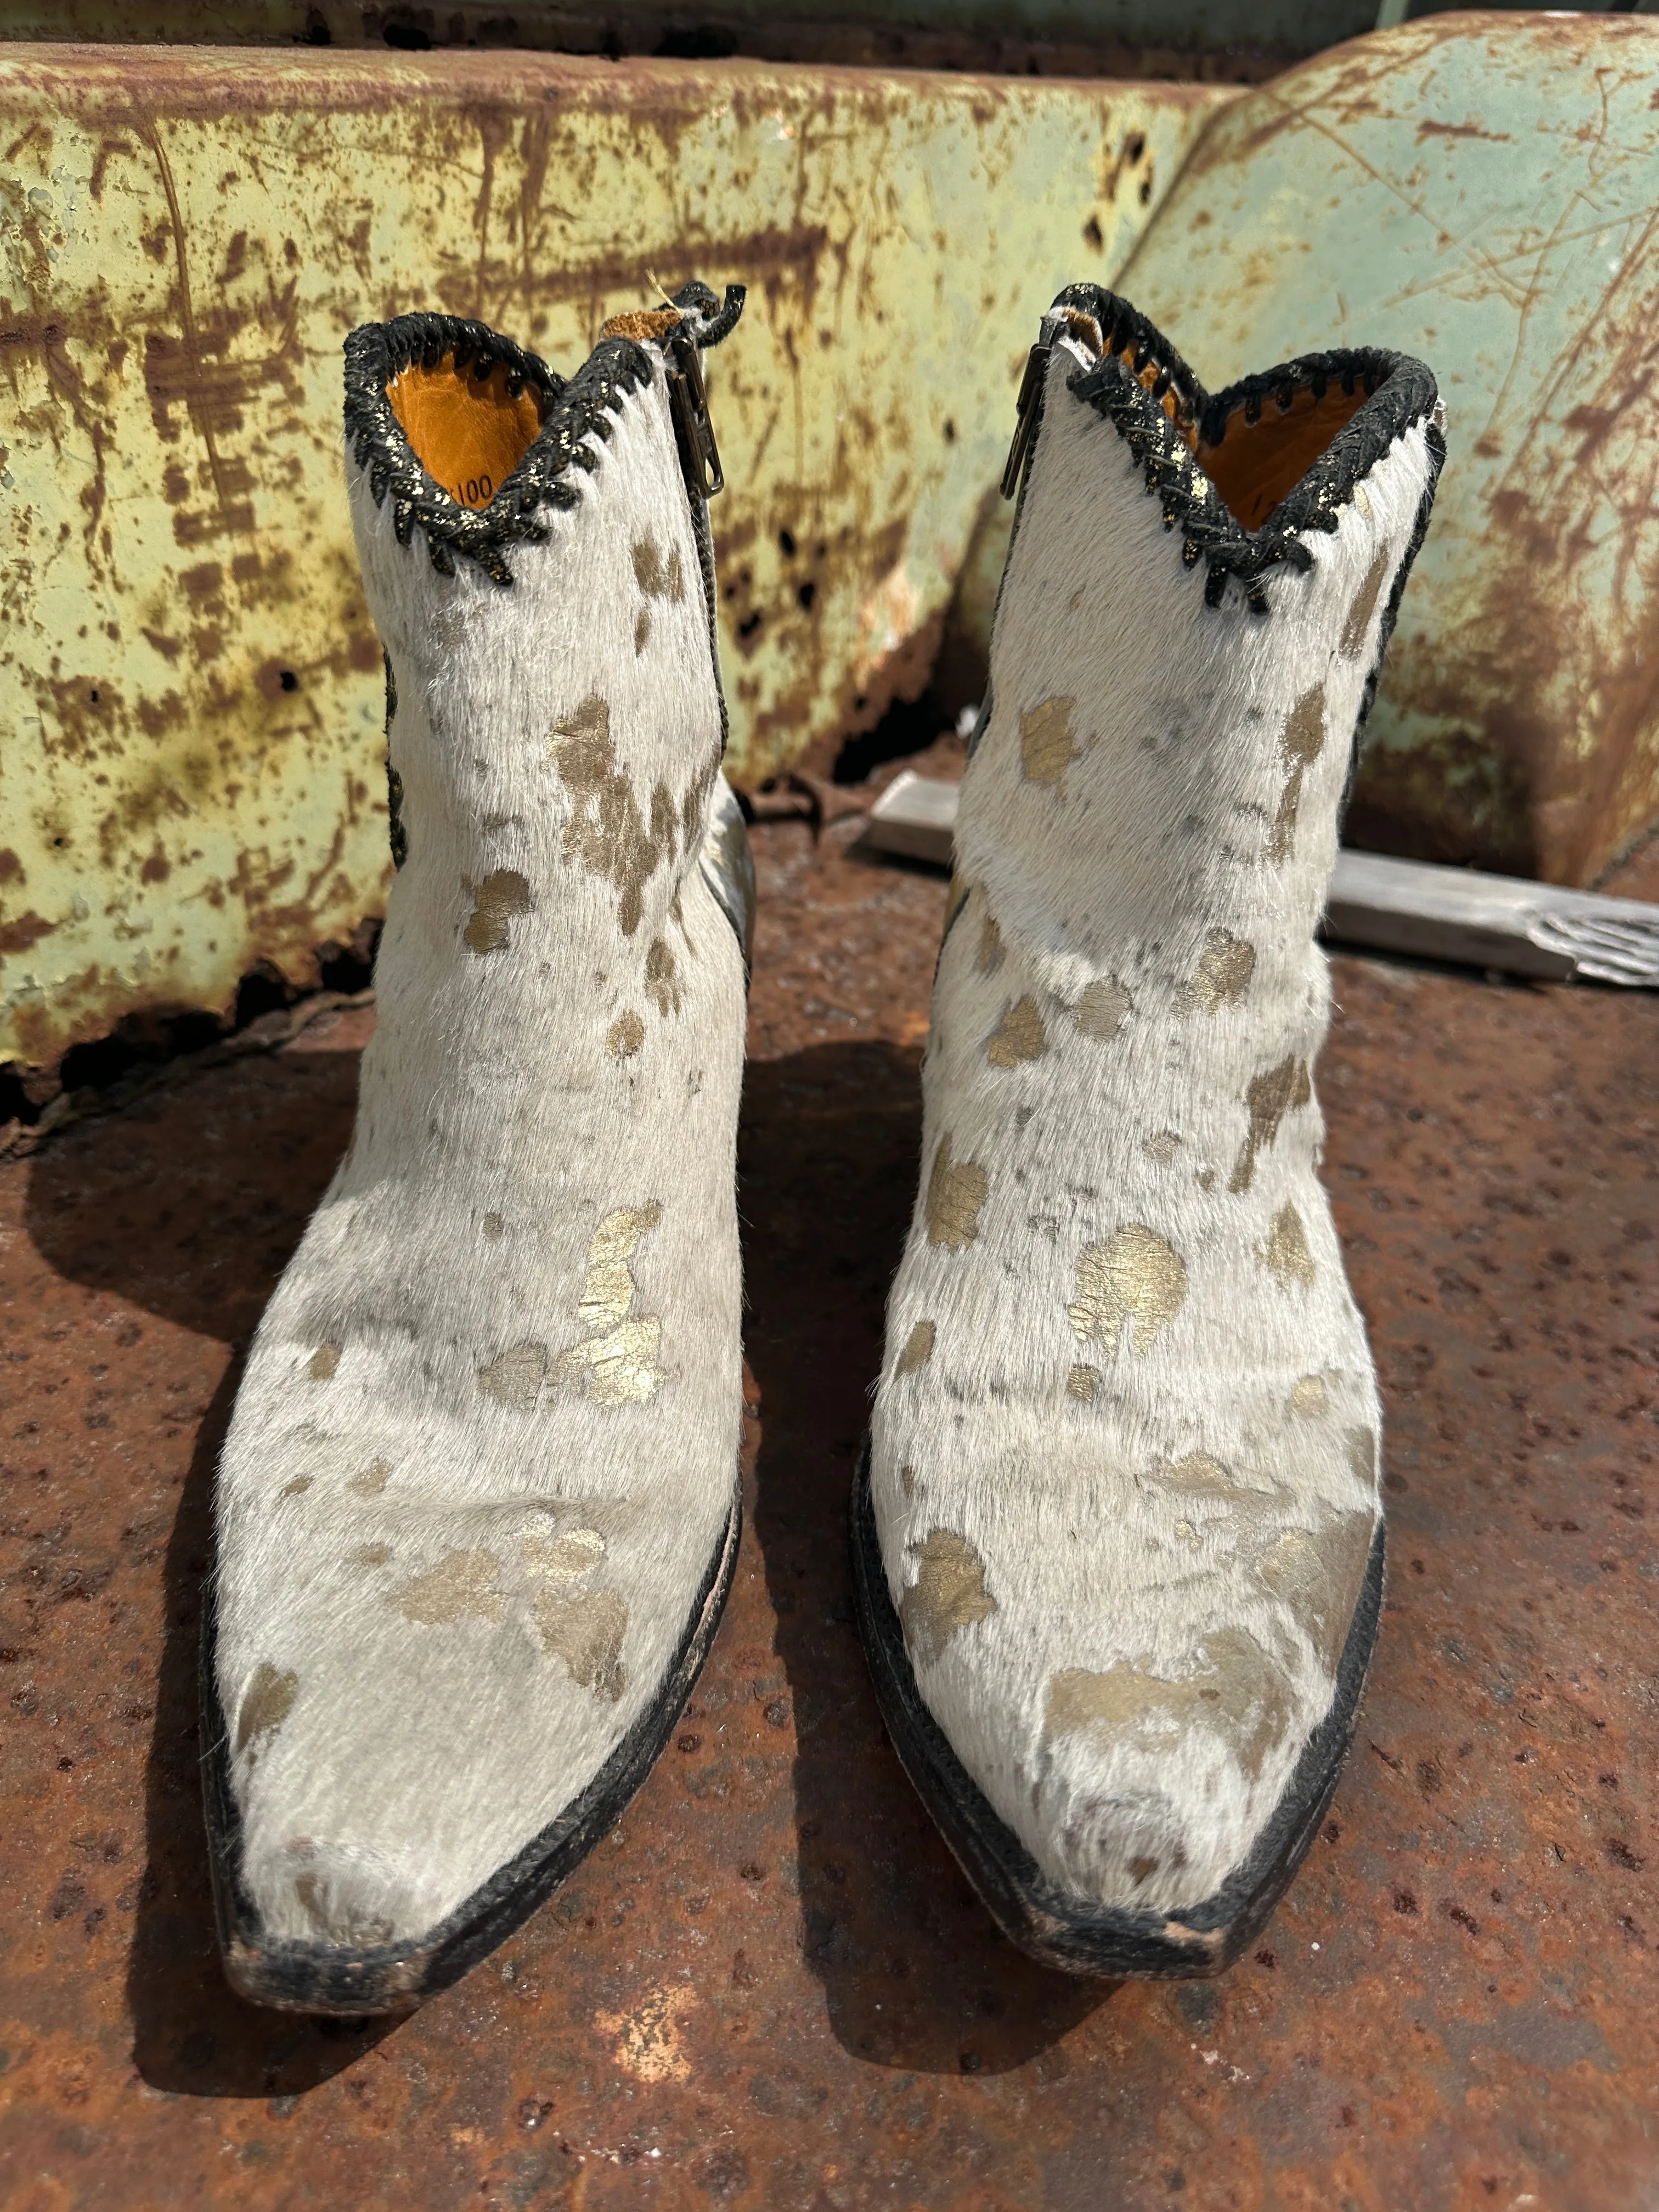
[349,1457,391,1496]
[396,1549,504,1626]
[483,1211,504,1240]
[1075,976,1132,1041]
[351,1542,392,1568]
[536,1585,628,1700]
[896,1321,936,1376]
[1256,1511,1374,1673]
[1143,1130,1180,1166]
[645,938,680,1017]
[1162,1453,1236,1497]
[550,693,690,937]
[1173,1517,1200,1551]
[900,1528,997,1664]
[1290,1375,1328,1417]
[525,1527,607,1582]
[1044,1626,1294,1781]
[987,995,1046,1066]
[1229,1056,1312,1194]
[463,867,534,955]
[608,1011,646,1059]
[1178,928,1256,1015]
[280,1475,312,1499]
[579,1318,667,1406]
[977,913,1005,974]
[1069,1224,1188,1359]
[477,1341,549,1409]
[236,1662,297,1754]
[1067,1363,1101,1402]
[1340,545,1391,658]
[1267,685,1328,864]
[1263,1201,1317,1290]
[1020,695,1079,788]
[1347,1428,1378,1485]
[556,1205,667,1405]
[308,1344,340,1381]
[926,1135,989,1251]
[632,538,685,602]
[579,1204,663,1329]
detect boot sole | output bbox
[850,1442,1384,1978]
[200,1487,742,2015]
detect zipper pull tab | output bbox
[668,327,725,502]
[1000,342,1050,501]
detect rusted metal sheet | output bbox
[1111,12,1659,888]
[1,806,1656,2205]
[0,44,1229,1071]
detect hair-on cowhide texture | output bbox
[870,294,1443,1921]
[211,304,750,1957]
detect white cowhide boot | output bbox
[204,283,754,2013]
[854,285,1444,1976]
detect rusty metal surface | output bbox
[1,783,1656,2208]
[0,44,1229,1075]
[1110,10,1659,890]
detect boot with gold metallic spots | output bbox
[204,283,753,2014]
[854,285,1444,1976]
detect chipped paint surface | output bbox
[0,44,1229,1067]
[1114,13,1659,887]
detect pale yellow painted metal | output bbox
[0,45,1232,1068]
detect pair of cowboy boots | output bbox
[204,277,1443,2013]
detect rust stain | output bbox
[1,47,1227,1069]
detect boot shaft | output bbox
[343,288,744,970]
[962,288,1444,978]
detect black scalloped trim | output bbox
[1051,284,1442,616]
[342,283,744,588]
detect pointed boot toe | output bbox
[856,284,1442,1978]
[205,283,751,2015]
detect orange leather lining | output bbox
[1198,384,1370,531]
[600,307,682,342]
[387,356,544,511]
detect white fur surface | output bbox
[213,344,746,1950]
[871,337,1438,1916]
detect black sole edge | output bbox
[849,1442,1384,1979]
[200,1486,743,2016]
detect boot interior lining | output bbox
[387,355,545,511]
[1197,384,1372,531]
